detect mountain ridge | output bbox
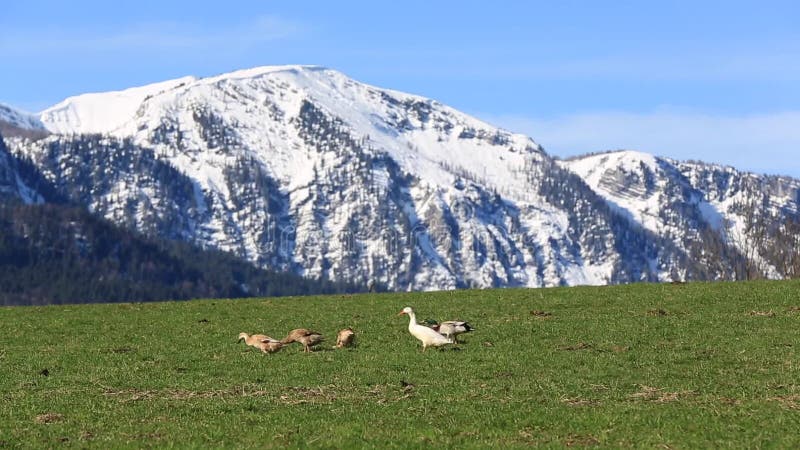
[4,65,798,290]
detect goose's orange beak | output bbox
[397,310,406,316]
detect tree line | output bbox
[0,202,360,306]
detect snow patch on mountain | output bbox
[40,76,197,134]
[560,150,667,234]
[0,103,46,131]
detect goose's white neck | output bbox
[406,310,418,329]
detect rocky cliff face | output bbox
[0,131,48,204]
[561,151,800,279]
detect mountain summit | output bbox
[4,66,798,289]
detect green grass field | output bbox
[2,280,800,448]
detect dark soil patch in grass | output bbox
[718,397,742,406]
[628,385,697,403]
[35,413,64,424]
[561,397,600,407]
[770,395,800,409]
[102,385,271,403]
[564,434,600,447]
[560,342,593,351]
[279,385,342,405]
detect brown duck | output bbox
[281,328,324,352]
[335,328,356,348]
[238,332,283,354]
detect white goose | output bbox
[398,306,453,351]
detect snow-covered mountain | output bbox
[561,150,800,278]
[5,66,798,289]
[0,103,49,141]
[0,103,45,131]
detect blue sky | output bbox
[2,0,798,176]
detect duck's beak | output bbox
[397,311,406,316]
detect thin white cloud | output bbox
[343,39,800,83]
[360,36,800,82]
[488,110,800,177]
[0,15,305,54]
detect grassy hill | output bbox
[1,280,799,448]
